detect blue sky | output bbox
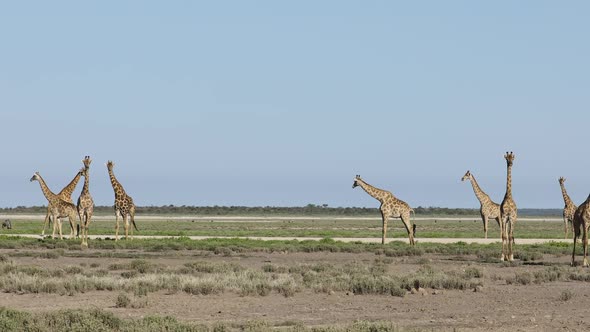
[1,1,589,208]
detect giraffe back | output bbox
[382,196,412,218]
[482,201,501,219]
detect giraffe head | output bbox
[504,151,515,166]
[82,156,92,170]
[461,170,472,182]
[106,160,114,171]
[29,172,41,182]
[352,175,362,189]
[559,177,566,185]
[79,167,88,178]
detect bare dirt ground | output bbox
[2,233,573,245]
[1,249,590,331]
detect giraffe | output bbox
[30,172,79,239]
[572,194,590,267]
[352,175,415,245]
[461,170,501,239]
[106,161,138,240]
[41,169,83,237]
[499,152,517,261]
[77,156,94,247]
[559,177,577,239]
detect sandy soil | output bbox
[0,233,573,245]
[1,250,589,331]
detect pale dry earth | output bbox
[0,251,589,331]
[0,233,573,245]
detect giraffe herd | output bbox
[26,153,590,267]
[30,156,136,247]
[354,151,590,267]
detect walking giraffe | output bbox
[352,175,415,245]
[106,161,138,240]
[500,152,517,261]
[558,177,577,239]
[30,172,79,239]
[461,170,501,239]
[77,156,94,247]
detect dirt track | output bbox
[1,233,572,245]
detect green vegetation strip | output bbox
[0,235,575,256]
[0,217,570,239]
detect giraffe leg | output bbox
[508,218,515,261]
[80,214,86,247]
[583,225,589,267]
[380,213,388,245]
[42,211,50,236]
[482,215,488,239]
[115,212,120,241]
[85,213,92,246]
[57,217,63,240]
[564,216,569,239]
[572,221,580,266]
[500,217,507,261]
[51,215,57,239]
[124,214,129,240]
[401,213,415,245]
[68,214,75,239]
[572,234,577,266]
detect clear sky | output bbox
[1,1,589,209]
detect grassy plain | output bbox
[0,214,569,239]
[0,213,585,331]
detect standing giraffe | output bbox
[572,194,590,267]
[558,177,577,239]
[30,172,79,239]
[106,161,138,240]
[461,170,501,239]
[500,152,517,261]
[352,175,415,245]
[41,169,83,237]
[77,156,94,247]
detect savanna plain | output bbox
[0,214,589,331]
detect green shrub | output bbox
[115,293,131,308]
[560,289,574,301]
[507,272,533,285]
[464,266,483,279]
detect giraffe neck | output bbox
[108,169,125,197]
[58,171,82,199]
[81,172,91,195]
[357,180,389,203]
[560,182,573,206]
[468,176,490,204]
[35,175,57,202]
[505,165,513,199]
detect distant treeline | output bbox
[0,205,562,217]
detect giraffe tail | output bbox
[131,216,139,231]
[410,208,416,237]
